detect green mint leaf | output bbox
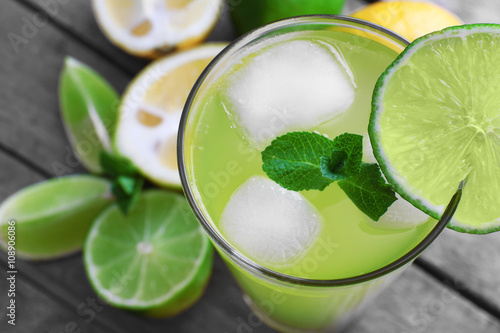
[261,131,397,221]
[112,177,144,215]
[100,151,144,214]
[59,57,119,174]
[99,150,137,177]
[331,133,363,176]
[117,175,137,195]
[320,152,349,181]
[338,163,397,221]
[262,131,336,191]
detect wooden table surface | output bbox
[1,0,500,332]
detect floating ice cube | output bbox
[376,193,432,229]
[223,39,356,148]
[220,176,322,266]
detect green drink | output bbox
[180,17,447,332]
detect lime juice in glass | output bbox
[179,17,449,332]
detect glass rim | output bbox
[178,14,449,287]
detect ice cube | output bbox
[220,176,322,266]
[376,193,431,229]
[223,39,356,147]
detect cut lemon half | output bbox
[115,43,226,188]
[370,24,500,234]
[84,190,213,317]
[92,0,222,58]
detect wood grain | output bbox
[350,266,500,333]
[0,0,130,177]
[0,264,113,333]
[420,230,500,314]
[22,0,148,75]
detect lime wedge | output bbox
[0,175,113,259]
[59,57,119,174]
[370,24,500,234]
[83,190,213,317]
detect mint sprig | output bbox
[261,132,397,221]
[99,151,144,214]
[261,131,336,191]
[338,163,397,221]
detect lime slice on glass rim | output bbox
[370,24,500,234]
[84,190,213,317]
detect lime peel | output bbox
[370,24,500,234]
[84,190,213,316]
[0,175,113,259]
[59,57,119,174]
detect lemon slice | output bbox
[115,43,226,188]
[92,0,222,58]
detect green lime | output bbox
[59,57,119,174]
[0,175,113,259]
[83,190,213,317]
[229,0,345,35]
[370,24,500,234]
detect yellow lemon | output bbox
[92,0,222,58]
[351,1,462,41]
[114,43,226,188]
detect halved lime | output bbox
[83,190,213,317]
[370,24,500,234]
[0,175,113,259]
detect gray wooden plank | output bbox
[0,263,112,333]
[19,0,148,75]
[420,230,500,314]
[0,0,130,177]
[0,151,45,200]
[343,0,369,13]
[349,266,500,333]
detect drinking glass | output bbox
[179,16,450,332]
